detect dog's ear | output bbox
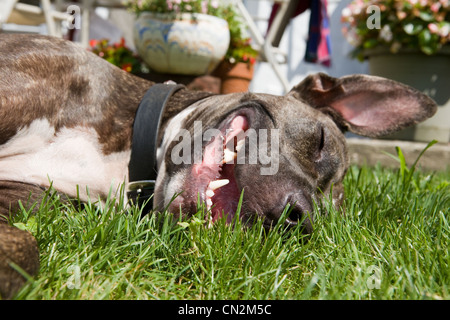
[288,73,437,137]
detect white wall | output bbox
[246,0,369,94]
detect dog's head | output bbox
[154,73,437,232]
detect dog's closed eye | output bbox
[314,125,325,162]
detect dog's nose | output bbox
[282,192,313,233]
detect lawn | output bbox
[11,143,450,300]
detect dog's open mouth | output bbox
[192,114,249,223]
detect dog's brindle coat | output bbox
[0,34,436,298]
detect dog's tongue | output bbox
[225,115,248,144]
[192,115,249,222]
[193,115,248,175]
[210,164,240,223]
[209,116,248,222]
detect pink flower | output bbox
[343,28,361,46]
[431,2,441,12]
[397,11,407,20]
[341,7,352,18]
[439,24,449,37]
[380,25,393,42]
[201,1,208,13]
[350,3,362,15]
[211,0,219,9]
[428,23,439,34]
[341,6,355,24]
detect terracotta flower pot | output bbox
[213,60,254,93]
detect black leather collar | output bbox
[127,82,184,212]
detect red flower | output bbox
[114,37,126,49]
[121,63,132,73]
[89,39,98,47]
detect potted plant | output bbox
[126,0,230,76]
[341,0,450,142]
[89,37,147,74]
[212,5,259,93]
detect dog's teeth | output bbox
[223,148,237,164]
[208,179,229,190]
[235,139,245,153]
[206,198,213,207]
[206,189,215,198]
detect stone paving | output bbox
[346,138,450,172]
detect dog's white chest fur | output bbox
[0,119,129,202]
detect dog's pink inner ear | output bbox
[331,91,408,127]
[289,73,437,138]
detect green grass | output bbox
[10,143,450,300]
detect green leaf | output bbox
[13,216,37,234]
[418,29,431,44]
[403,23,423,35]
[177,221,190,229]
[13,222,27,230]
[363,38,378,49]
[439,21,450,30]
[418,29,432,53]
[419,11,433,22]
[421,46,435,55]
[395,146,408,181]
[409,140,438,175]
[419,29,440,55]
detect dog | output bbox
[0,34,437,298]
